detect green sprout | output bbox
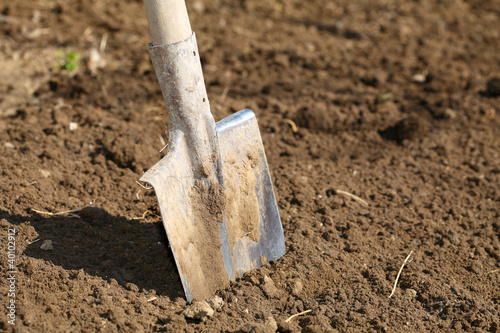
[61,51,80,71]
[380,93,390,101]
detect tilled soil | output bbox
[0,0,499,332]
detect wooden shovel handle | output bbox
[143,0,192,46]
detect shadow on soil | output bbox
[0,208,184,300]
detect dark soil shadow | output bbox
[0,208,184,300]
[379,113,429,143]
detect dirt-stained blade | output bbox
[140,109,285,303]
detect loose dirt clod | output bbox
[486,77,500,96]
[380,114,428,142]
[238,316,278,333]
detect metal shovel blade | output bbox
[140,109,285,303]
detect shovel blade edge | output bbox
[217,109,285,277]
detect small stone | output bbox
[448,232,460,245]
[125,283,139,292]
[40,239,53,250]
[412,73,426,83]
[304,42,315,52]
[207,295,224,310]
[4,142,15,149]
[192,1,206,14]
[274,54,290,67]
[69,122,78,131]
[264,316,278,332]
[262,275,280,298]
[443,108,457,120]
[39,169,51,178]
[469,261,483,274]
[182,301,214,322]
[291,280,303,296]
[358,209,370,216]
[405,289,417,298]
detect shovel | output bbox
[140,0,285,303]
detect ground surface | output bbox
[1,0,499,332]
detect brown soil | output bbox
[187,179,229,301]
[0,0,499,332]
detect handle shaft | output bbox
[143,0,192,46]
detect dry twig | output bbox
[281,119,298,133]
[336,189,369,207]
[220,86,229,101]
[135,180,153,190]
[389,250,414,298]
[158,134,167,153]
[285,309,312,323]
[32,200,96,218]
[132,210,150,220]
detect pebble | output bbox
[181,301,214,322]
[40,239,53,250]
[470,261,483,275]
[412,73,427,83]
[448,232,460,245]
[192,1,206,14]
[207,295,224,310]
[39,169,51,178]
[443,108,457,120]
[262,275,280,298]
[264,316,278,332]
[405,289,417,298]
[291,279,303,296]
